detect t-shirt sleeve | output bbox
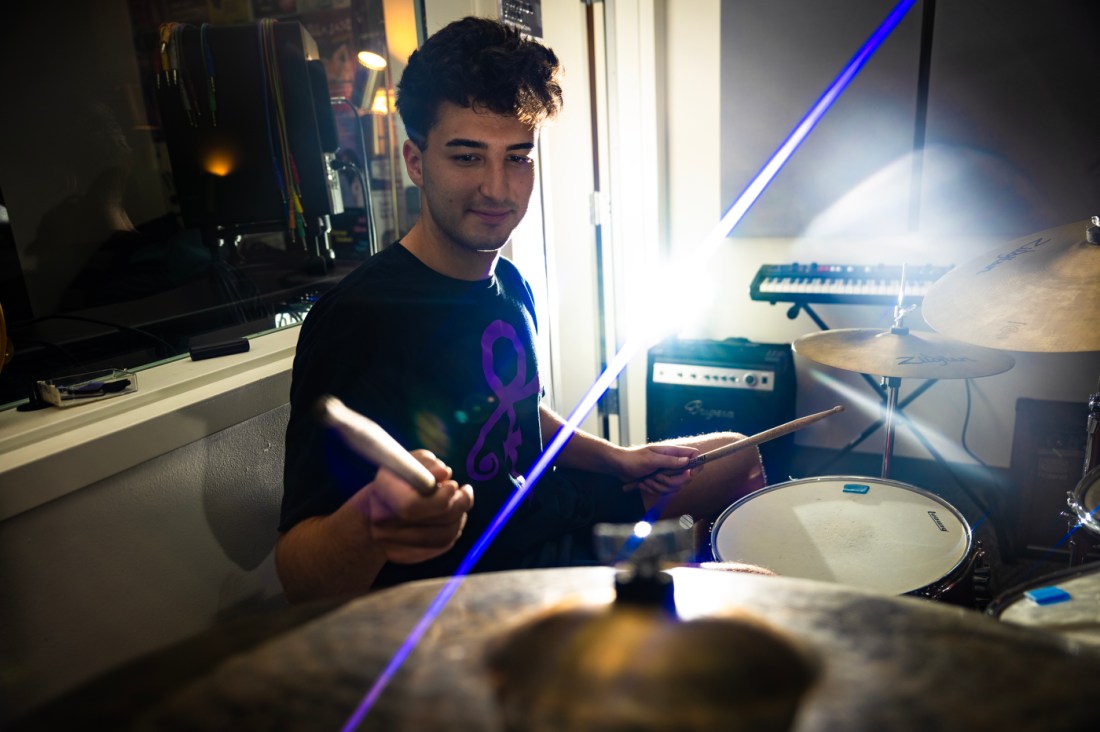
[279,294,396,532]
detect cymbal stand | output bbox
[800,267,1002,551]
[1065,375,1100,566]
[806,264,922,475]
[881,375,902,478]
[1065,223,1100,565]
[1083,375,1100,478]
[880,290,917,479]
[811,379,938,474]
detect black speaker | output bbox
[1007,398,1097,562]
[646,337,796,482]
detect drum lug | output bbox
[970,542,993,611]
[910,541,987,608]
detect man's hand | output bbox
[617,444,701,497]
[353,449,475,565]
[276,450,474,603]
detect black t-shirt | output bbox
[281,243,604,587]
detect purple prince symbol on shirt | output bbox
[466,320,540,481]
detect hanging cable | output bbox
[259,18,306,242]
[200,23,217,126]
[961,378,995,470]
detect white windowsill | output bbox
[0,326,300,521]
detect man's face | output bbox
[403,101,537,254]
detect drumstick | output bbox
[676,405,845,473]
[316,395,438,496]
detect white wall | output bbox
[0,332,295,722]
[0,406,288,721]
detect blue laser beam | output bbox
[341,2,917,728]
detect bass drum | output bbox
[710,476,978,600]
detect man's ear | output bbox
[403,138,424,187]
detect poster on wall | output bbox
[303,6,356,99]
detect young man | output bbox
[276,17,764,602]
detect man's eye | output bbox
[510,155,534,166]
[453,154,478,163]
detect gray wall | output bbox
[0,404,289,722]
[720,0,1100,238]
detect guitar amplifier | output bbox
[646,338,796,482]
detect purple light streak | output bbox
[341,2,917,728]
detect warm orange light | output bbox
[370,88,394,115]
[357,51,387,70]
[203,149,236,177]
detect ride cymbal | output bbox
[792,328,1015,379]
[922,219,1100,353]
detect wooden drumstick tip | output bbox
[315,395,438,496]
[683,405,846,471]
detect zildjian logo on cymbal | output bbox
[895,354,977,366]
[977,236,1051,274]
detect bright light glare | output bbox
[633,521,653,539]
[807,370,883,421]
[370,88,393,115]
[808,369,978,464]
[623,257,717,345]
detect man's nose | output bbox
[479,161,508,201]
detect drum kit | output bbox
[14,221,1100,731]
[709,218,1100,630]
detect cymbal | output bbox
[28,566,1100,731]
[922,219,1100,352]
[792,328,1015,379]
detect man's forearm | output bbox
[538,404,625,478]
[275,504,387,603]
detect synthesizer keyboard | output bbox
[749,263,953,306]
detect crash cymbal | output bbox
[792,328,1015,379]
[922,219,1100,352]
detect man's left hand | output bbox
[617,444,700,497]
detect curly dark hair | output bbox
[396,17,563,145]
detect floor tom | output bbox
[987,561,1100,650]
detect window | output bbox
[0,0,419,408]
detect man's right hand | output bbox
[276,449,474,603]
[354,449,474,565]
